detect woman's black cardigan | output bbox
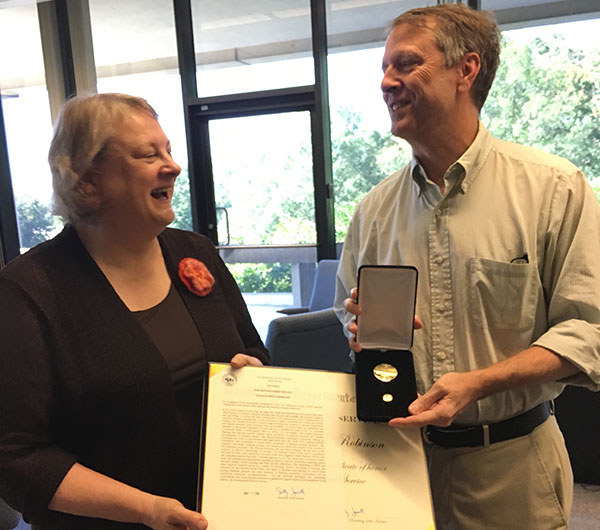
[0,226,268,529]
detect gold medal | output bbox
[373,363,398,383]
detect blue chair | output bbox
[266,308,352,372]
[266,259,352,372]
[277,259,340,314]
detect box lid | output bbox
[356,265,417,351]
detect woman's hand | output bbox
[230,353,264,368]
[143,496,207,530]
[49,464,207,529]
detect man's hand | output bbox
[230,353,264,368]
[343,288,363,352]
[388,345,580,429]
[143,496,208,530]
[388,371,483,428]
[343,287,422,352]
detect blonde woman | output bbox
[0,93,268,530]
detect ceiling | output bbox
[0,0,598,84]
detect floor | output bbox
[243,292,293,343]
[571,483,600,529]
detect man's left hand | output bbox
[388,371,482,428]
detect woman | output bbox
[0,93,269,529]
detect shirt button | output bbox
[434,255,444,264]
[436,303,446,313]
[437,351,447,361]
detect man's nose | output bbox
[381,67,399,93]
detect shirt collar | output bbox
[410,158,428,196]
[410,121,493,195]
[453,121,493,194]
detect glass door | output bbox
[190,104,324,340]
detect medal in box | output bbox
[355,265,418,422]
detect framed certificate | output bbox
[197,363,435,529]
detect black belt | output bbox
[424,401,552,448]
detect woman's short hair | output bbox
[49,93,158,224]
[389,3,501,110]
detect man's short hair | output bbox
[48,93,158,224]
[390,3,501,110]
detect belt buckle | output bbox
[482,424,490,447]
[422,426,433,445]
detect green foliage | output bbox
[482,34,600,181]
[226,262,292,293]
[331,108,410,240]
[591,181,600,203]
[332,108,405,204]
[16,198,59,249]
[170,169,194,231]
[212,143,316,246]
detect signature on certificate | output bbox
[276,486,305,499]
[345,507,366,518]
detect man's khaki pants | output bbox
[426,415,573,530]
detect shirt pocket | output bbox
[468,257,538,331]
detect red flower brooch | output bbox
[178,258,215,296]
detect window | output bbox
[0,2,59,251]
[326,1,418,243]
[482,18,600,201]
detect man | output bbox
[334,4,600,529]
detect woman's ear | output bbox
[80,166,101,198]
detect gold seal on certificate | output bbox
[355,265,418,422]
[198,364,435,530]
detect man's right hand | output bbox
[343,288,363,352]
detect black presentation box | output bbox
[355,265,418,422]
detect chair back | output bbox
[307,259,339,312]
[266,308,352,372]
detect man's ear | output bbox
[458,52,481,94]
